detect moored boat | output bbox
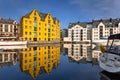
[99,34,120,73]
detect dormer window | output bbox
[34,17,37,21]
[34,11,36,16]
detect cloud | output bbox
[70,0,120,19]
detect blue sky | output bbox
[0,0,120,29]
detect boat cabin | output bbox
[106,34,120,55]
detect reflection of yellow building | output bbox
[20,45,60,79]
[20,9,60,42]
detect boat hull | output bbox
[99,53,120,73]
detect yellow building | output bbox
[20,45,60,79]
[20,9,60,42]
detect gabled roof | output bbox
[53,17,59,23]
[92,18,120,28]
[23,10,33,18]
[0,18,15,24]
[23,9,59,22]
[68,22,89,28]
[39,12,47,21]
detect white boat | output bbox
[0,41,27,46]
[99,34,120,73]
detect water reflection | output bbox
[100,70,120,80]
[20,45,60,79]
[63,44,101,65]
[0,44,119,80]
[0,49,20,67]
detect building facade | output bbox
[92,19,120,41]
[64,22,92,42]
[61,29,68,41]
[64,18,120,42]
[0,18,20,41]
[20,9,60,42]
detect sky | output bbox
[0,0,120,29]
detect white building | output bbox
[64,18,120,43]
[64,22,92,42]
[0,18,20,41]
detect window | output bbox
[44,57,46,59]
[39,23,41,25]
[48,16,50,19]
[5,25,8,32]
[29,26,32,29]
[34,12,36,16]
[44,52,46,54]
[34,27,37,31]
[25,60,27,63]
[25,32,27,35]
[48,34,50,37]
[48,29,50,32]
[0,24,2,27]
[48,23,50,29]
[34,22,37,26]
[29,21,31,24]
[25,26,27,28]
[39,28,41,30]
[45,33,46,35]
[25,20,27,23]
[45,28,46,31]
[25,54,27,57]
[29,32,31,35]
[34,38,37,41]
[48,20,50,23]
[34,32,37,36]
[33,47,37,50]
[34,17,37,21]
[45,24,47,26]
[25,37,27,40]
[48,38,50,41]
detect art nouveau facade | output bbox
[64,18,120,42]
[0,18,20,41]
[20,9,60,42]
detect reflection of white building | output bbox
[64,44,101,65]
[0,50,19,66]
[64,18,120,43]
